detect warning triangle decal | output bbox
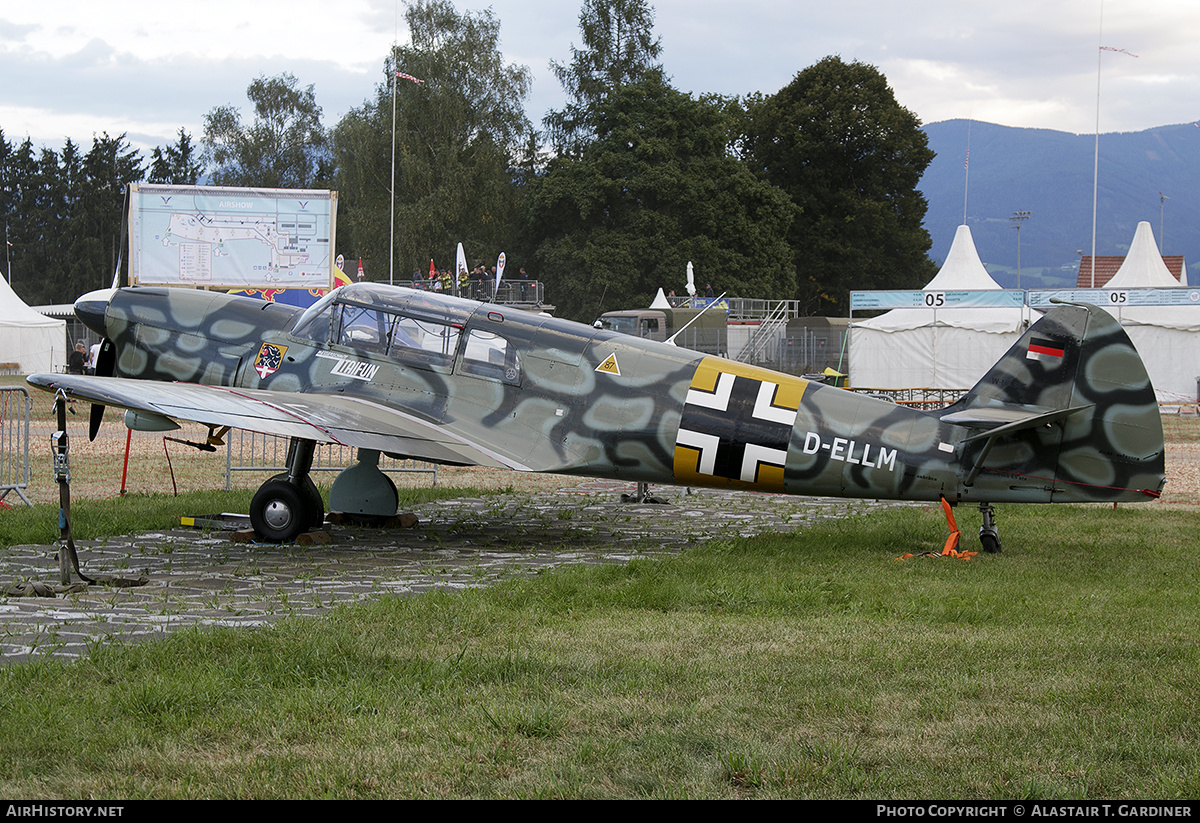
[595,353,621,375]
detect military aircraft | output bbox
[27,283,1165,548]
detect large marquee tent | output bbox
[0,276,65,374]
[1099,221,1198,403]
[849,225,1031,390]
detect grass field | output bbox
[1,501,1197,798]
[1,377,1198,798]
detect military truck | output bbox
[598,307,727,357]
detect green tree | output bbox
[77,134,143,289]
[0,130,13,246]
[523,79,795,322]
[545,0,663,155]
[332,0,533,281]
[2,137,38,300]
[2,132,143,304]
[741,57,936,315]
[202,73,329,189]
[148,128,205,184]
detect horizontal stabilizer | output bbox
[942,404,1094,442]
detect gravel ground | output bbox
[0,477,904,665]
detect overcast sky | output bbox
[2,0,1197,156]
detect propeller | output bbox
[88,339,116,442]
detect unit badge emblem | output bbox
[254,343,287,379]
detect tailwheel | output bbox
[979,503,1002,553]
[250,478,307,543]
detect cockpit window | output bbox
[290,290,338,343]
[290,289,465,373]
[389,316,460,368]
[461,329,520,385]
[336,305,391,353]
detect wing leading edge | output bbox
[25,374,523,471]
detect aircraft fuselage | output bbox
[73,283,1166,508]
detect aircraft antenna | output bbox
[592,285,608,325]
[666,292,727,345]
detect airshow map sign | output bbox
[128,184,337,289]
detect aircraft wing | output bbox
[25,374,522,470]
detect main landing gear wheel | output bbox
[249,438,321,542]
[266,472,324,529]
[250,479,307,543]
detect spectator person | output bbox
[517,266,530,301]
[68,342,86,374]
[86,342,101,375]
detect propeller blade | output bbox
[87,339,117,442]
[95,338,116,376]
[88,403,105,441]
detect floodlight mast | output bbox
[1010,210,1031,290]
[389,64,396,287]
[1160,192,1169,253]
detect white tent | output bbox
[0,276,66,374]
[849,225,1031,389]
[1102,221,1200,403]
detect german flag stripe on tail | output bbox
[1026,337,1065,361]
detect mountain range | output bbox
[917,119,1200,289]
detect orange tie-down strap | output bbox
[894,497,978,561]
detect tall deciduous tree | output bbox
[545,0,663,155]
[741,57,937,315]
[524,78,796,322]
[202,73,329,189]
[332,0,533,280]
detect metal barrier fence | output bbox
[848,387,969,410]
[222,429,438,490]
[0,386,32,506]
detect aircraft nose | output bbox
[74,288,115,337]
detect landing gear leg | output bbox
[978,503,1002,553]
[249,438,320,542]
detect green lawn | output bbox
[1,501,1196,799]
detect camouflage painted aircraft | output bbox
[27,283,1165,547]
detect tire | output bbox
[265,473,324,529]
[250,479,307,542]
[300,476,325,528]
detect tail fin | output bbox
[942,302,1165,503]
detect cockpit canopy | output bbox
[289,283,519,384]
